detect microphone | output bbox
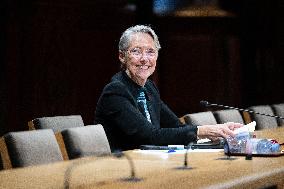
[200,100,284,120]
[223,138,231,159]
[174,142,194,170]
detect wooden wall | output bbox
[155,16,242,116]
[0,0,283,135]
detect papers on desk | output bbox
[135,149,224,155]
[234,121,256,134]
[135,149,223,160]
[136,122,258,156]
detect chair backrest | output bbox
[61,124,111,159]
[248,105,278,130]
[0,137,12,169]
[214,109,244,124]
[4,129,63,168]
[271,103,284,126]
[29,115,84,132]
[183,111,217,126]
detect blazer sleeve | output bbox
[98,82,197,146]
[160,100,188,128]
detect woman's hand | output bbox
[197,122,243,140]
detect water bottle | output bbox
[250,138,261,154]
[245,137,253,160]
[225,134,280,154]
[256,139,280,154]
[225,132,249,153]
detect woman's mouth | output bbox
[137,65,150,70]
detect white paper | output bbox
[233,121,256,134]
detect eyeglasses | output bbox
[127,48,157,59]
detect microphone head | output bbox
[200,100,210,107]
[112,150,124,158]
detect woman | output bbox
[95,25,242,151]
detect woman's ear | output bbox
[119,51,125,63]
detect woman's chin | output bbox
[137,73,151,80]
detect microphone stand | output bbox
[224,138,231,160]
[64,156,96,189]
[113,151,143,182]
[174,142,194,170]
[216,137,238,161]
[64,151,142,189]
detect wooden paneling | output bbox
[155,16,242,116]
[1,0,134,133]
[1,0,283,134]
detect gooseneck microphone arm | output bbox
[113,151,135,179]
[174,142,194,170]
[200,100,284,120]
[113,151,142,182]
[64,151,142,189]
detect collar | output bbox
[119,71,151,100]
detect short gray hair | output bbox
[118,25,161,52]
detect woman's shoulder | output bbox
[104,79,126,93]
[103,72,126,90]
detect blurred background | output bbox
[0,0,283,135]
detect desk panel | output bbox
[0,127,283,189]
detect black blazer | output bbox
[95,71,197,151]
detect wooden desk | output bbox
[254,127,284,143]
[0,127,283,189]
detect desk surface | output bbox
[0,127,283,189]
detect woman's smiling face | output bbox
[119,32,158,86]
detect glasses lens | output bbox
[128,48,156,59]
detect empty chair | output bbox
[28,115,84,133]
[248,105,278,130]
[61,124,111,159]
[214,109,244,124]
[4,129,63,168]
[183,111,217,126]
[271,103,284,126]
[28,115,84,161]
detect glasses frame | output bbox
[127,47,157,60]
